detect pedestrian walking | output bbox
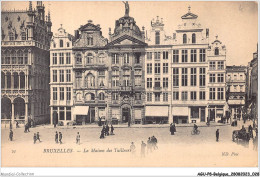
[76,132,80,145]
[147,137,152,153]
[106,124,110,136]
[55,131,58,143]
[36,132,41,142]
[9,130,13,141]
[100,128,105,139]
[10,121,12,130]
[141,141,146,158]
[59,132,62,144]
[110,124,114,135]
[151,136,158,150]
[170,123,174,135]
[216,129,219,142]
[16,121,19,128]
[130,142,136,156]
[53,111,58,128]
[33,133,37,144]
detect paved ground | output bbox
[1,120,258,167]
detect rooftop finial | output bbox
[215,34,218,40]
[188,5,191,13]
[60,24,63,28]
[29,1,32,11]
[156,16,159,22]
[122,1,129,17]
[48,10,51,22]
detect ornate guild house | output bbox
[1,1,52,126]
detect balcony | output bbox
[153,86,162,91]
[120,86,133,92]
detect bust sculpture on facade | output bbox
[123,1,129,17]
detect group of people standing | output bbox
[55,131,63,144]
[130,136,158,158]
[100,124,114,139]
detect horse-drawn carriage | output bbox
[232,129,250,141]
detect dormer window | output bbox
[155,31,160,45]
[9,32,14,41]
[192,33,196,44]
[87,37,93,45]
[183,34,187,44]
[60,39,64,48]
[21,32,26,40]
[215,47,219,55]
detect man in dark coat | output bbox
[53,111,58,128]
[33,133,37,144]
[170,123,174,135]
[216,129,219,142]
[110,124,114,135]
[100,128,105,139]
[9,130,13,141]
[59,132,62,144]
[10,121,12,130]
[55,131,58,143]
[36,132,41,142]
[106,124,110,136]
[173,123,176,132]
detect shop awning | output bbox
[172,107,189,116]
[145,106,168,117]
[73,106,89,115]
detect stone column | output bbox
[25,102,28,123]
[50,107,53,125]
[5,74,7,89]
[11,102,15,126]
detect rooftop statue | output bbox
[123,1,129,17]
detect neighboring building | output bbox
[226,65,247,121]
[50,25,74,125]
[1,1,52,126]
[145,16,173,124]
[106,3,147,125]
[207,37,227,123]
[72,20,108,124]
[171,7,210,124]
[247,47,258,126]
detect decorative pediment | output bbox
[107,34,147,47]
[181,12,198,19]
[79,23,101,32]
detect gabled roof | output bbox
[79,22,101,32]
[106,34,147,47]
[181,12,198,19]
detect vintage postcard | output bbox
[1,0,258,170]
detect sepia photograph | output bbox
[0,0,259,175]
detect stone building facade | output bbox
[50,25,74,125]
[1,1,52,126]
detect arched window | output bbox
[215,47,219,55]
[17,50,23,64]
[85,73,95,88]
[2,51,6,64]
[21,32,26,40]
[6,72,11,88]
[24,51,28,64]
[192,33,196,44]
[20,72,25,89]
[85,93,95,101]
[155,31,160,45]
[13,72,19,89]
[99,92,105,101]
[76,53,82,64]
[183,34,187,44]
[1,72,5,89]
[67,42,70,47]
[60,39,63,48]
[86,53,93,64]
[12,51,17,64]
[76,92,82,101]
[5,50,11,64]
[9,32,14,41]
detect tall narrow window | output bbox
[60,40,63,48]
[66,70,71,82]
[173,68,179,87]
[163,77,168,88]
[66,53,71,64]
[66,87,71,101]
[6,72,11,88]
[60,70,64,82]
[163,63,168,74]
[21,32,26,40]
[76,54,82,64]
[192,33,196,44]
[163,51,168,59]
[155,63,160,74]
[9,32,14,41]
[124,53,129,64]
[87,53,93,64]
[199,49,206,62]
[60,87,64,100]
[53,70,57,82]
[215,47,219,55]
[155,31,160,45]
[173,50,179,63]
[191,49,197,62]
[53,87,57,100]
[190,68,197,86]
[59,53,64,64]
[147,78,152,88]
[209,88,216,100]
[199,68,206,86]
[53,53,57,65]
[182,68,188,86]
[147,63,152,74]
[182,50,188,62]
[1,72,5,89]
[183,34,187,44]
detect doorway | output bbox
[122,107,131,123]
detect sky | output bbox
[1,1,258,66]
